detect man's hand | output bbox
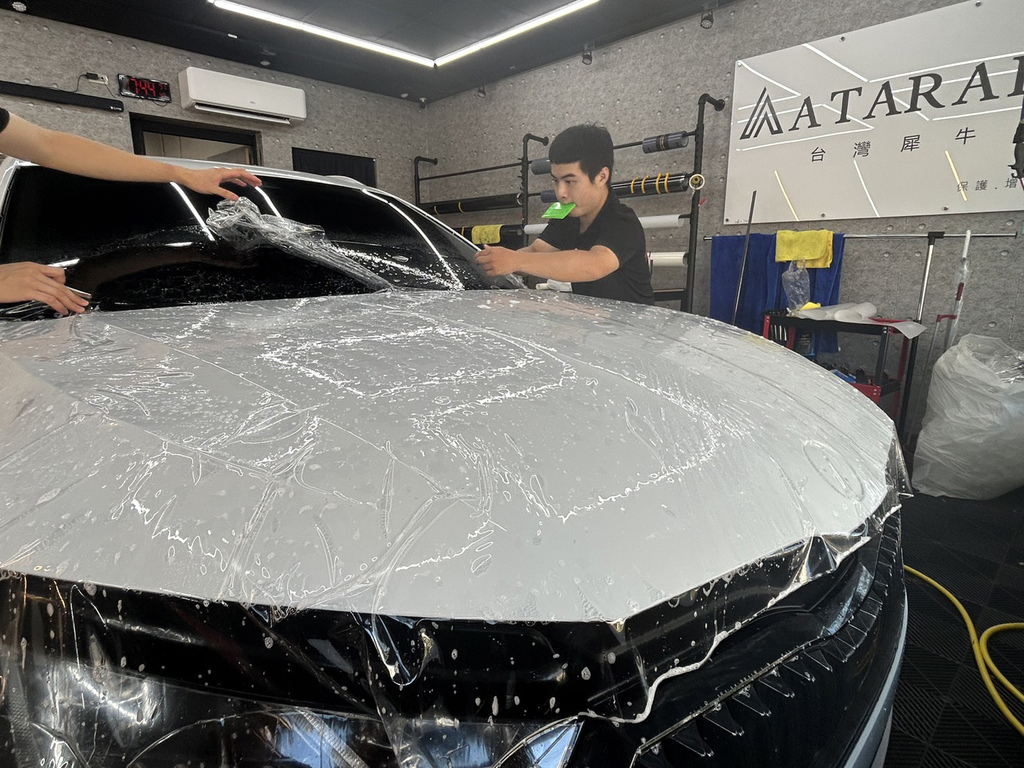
[177,167,263,201]
[475,245,522,276]
[0,262,89,315]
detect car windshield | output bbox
[0,166,514,316]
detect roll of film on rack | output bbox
[642,132,689,153]
[530,158,551,176]
[538,172,694,202]
[530,131,692,176]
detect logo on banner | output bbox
[740,88,783,140]
[738,57,1024,143]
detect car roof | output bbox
[0,154,370,192]
[150,155,370,189]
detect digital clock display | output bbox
[117,74,172,103]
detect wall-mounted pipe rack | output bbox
[538,171,701,203]
[525,214,690,235]
[415,94,725,312]
[456,225,525,250]
[521,133,548,223]
[414,134,549,225]
[425,192,523,215]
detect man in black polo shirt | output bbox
[475,124,654,306]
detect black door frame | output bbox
[130,114,262,164]
[292,147,377,186]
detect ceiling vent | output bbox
[178,67,306,124]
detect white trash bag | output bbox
[913,334,1024,500]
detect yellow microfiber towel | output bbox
[471,225,503,245]
[776,230,833,268]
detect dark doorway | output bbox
[130,115,260,164]
[292,147,377,186]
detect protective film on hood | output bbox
[0,290,907,766]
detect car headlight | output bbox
[0,437,909,767]
[386,716,581,768]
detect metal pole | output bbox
[703,233,1016,240]
[521,133,549,227]
[421,160,523,182]
[899,231,944,439]
[908,231,973,441]
[915,231,944,322]
[843,233,1007,240]
[413,156,437,206]
[685,93,726,313]
[731,190,757,326]
[944,230,972,350]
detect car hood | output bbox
[0,290,896,622]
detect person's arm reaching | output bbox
[475,241,619,282]
[0,112,261,200]
[0,262,89,315]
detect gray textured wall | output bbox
[421,0,1023,429]
[0,11,425,199]
[1,0,1020,430]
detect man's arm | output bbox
[0,113,261,200]
[519,238,558,254]
[475,242,619,282]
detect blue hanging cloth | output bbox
[709,233,845,352]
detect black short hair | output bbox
[548,124,614,185]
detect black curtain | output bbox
[292,148,377,186]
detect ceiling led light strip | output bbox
[433,0,600,66]
[211,0,435,67]
[210,0,600,69]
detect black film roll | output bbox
[641,132,689,154]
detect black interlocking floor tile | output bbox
[885,728,926,768]
[892,673,946,743]
[993,563,1024,591]
[945,660,1020,729]
[986,585,1024,620]
[1002,546,1024,570]
[904,584,975,665]
[979,608,1024,683]
[885,486,1024,768]
[927,704,1022,767]
[904,501,1016,538]
[904,547,1001,606]
[898,644,962,701]
[936,533,1012,567]
[918,748,981,768]
[904,537,1004,574]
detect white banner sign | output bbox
[724,0,1024,224]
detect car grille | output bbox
[0,511,903,768]
[577,510,906,768]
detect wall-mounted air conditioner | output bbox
[178,67,306,124]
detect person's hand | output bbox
[178,167,263,201]
[475,245,522,276]
[0,262,89,315]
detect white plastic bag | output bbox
[912,335,1024,499]
[781,261,810,311]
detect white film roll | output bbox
[648,252,686,268]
